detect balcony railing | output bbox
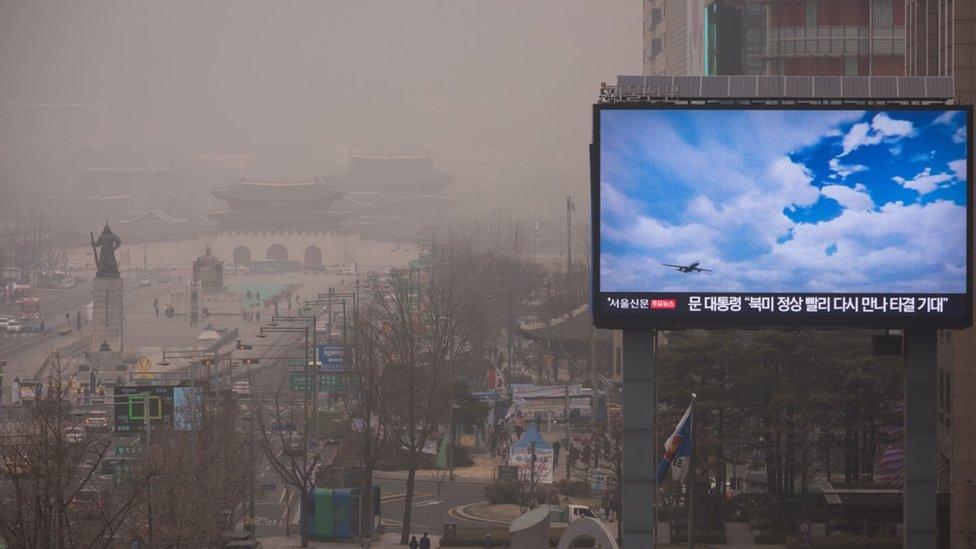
[764,25,905,57]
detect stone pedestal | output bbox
[91,276,123,356]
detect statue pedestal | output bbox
[91,276,123,356]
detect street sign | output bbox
[261,482,277,491]
[316,345,345,372]
[288,359,306,368]
[290,371,356,392]
[271,422,297,432]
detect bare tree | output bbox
[0,355,145,548]
[128,390,255,546]
[252,384,335,547]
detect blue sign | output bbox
[271,422,297,432]
[262,482,277,491]
[316,345,346,372]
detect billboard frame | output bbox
[591,102,974,330]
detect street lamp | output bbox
[486,291,514,374]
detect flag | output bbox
[504,402,523,425]
[656,403,693,484]
[435,433,449,469]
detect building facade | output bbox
[644,0,708,75]
[646,0,907,76]
[907,0,976,544]
[763,0,906,75]
[208,178,356,269]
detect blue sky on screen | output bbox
[600,108,969,293]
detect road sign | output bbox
[288,359,306,368]
[290,371,356,392]
[271,422,297,432]
[798,521,811,546]
[317,345,345,372]
[261,482,277,491]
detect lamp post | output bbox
[258,322,316,546]
[486,291,514,374]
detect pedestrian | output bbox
[552,439,561,466]
[256,291,261,301]
[255,311,261,322]
[246,289,252,301]
[154,298,159,318]
[419,532,431,549]
[0,366,4,405]
[65,312,70,326]
[76,311,81,330]
[409,536,419,549]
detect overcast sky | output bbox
[0,0,640,204]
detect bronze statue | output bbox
[90,223,122,277]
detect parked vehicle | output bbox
[5,321,22,333]
[139,279,152,287]
[284,437,305,457]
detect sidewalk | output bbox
[259,533,439,548]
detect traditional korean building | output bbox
[208,178,354,269]
[325,153,459,240]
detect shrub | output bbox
[557,479,591,498]
[485,481,519,504]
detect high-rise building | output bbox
[646,0,907,76]
[907,0,976,544]
[644,0,708,75]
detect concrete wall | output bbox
[67,233,420,272]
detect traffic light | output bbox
[241,358,260,366]
[236,340,253,350]
[201,358,216,366]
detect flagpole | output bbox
[688,393,696,549]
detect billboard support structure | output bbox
[621,329,656,547]
[596,80,963,549]
[904,330,938,548]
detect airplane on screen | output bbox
[663,262,712,273]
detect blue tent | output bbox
[511,423,552,452]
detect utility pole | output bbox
[566,196,573,292]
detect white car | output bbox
[139,279,152,287]
[5,321,22,333]
[232,381,251,396]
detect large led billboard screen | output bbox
[592,105,972,329]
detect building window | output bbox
[844,57,859,75]
[805,0,817,26]
[651,8,663,30]
[871,0,893,27]
[651,37,664,58]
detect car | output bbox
[64,427,85,443]
[84,411,109,431]
[0,318,9,331]
[139,279,151,287]
[232,381,251,396]
[5,321,22,333]
[156,276,170,283]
